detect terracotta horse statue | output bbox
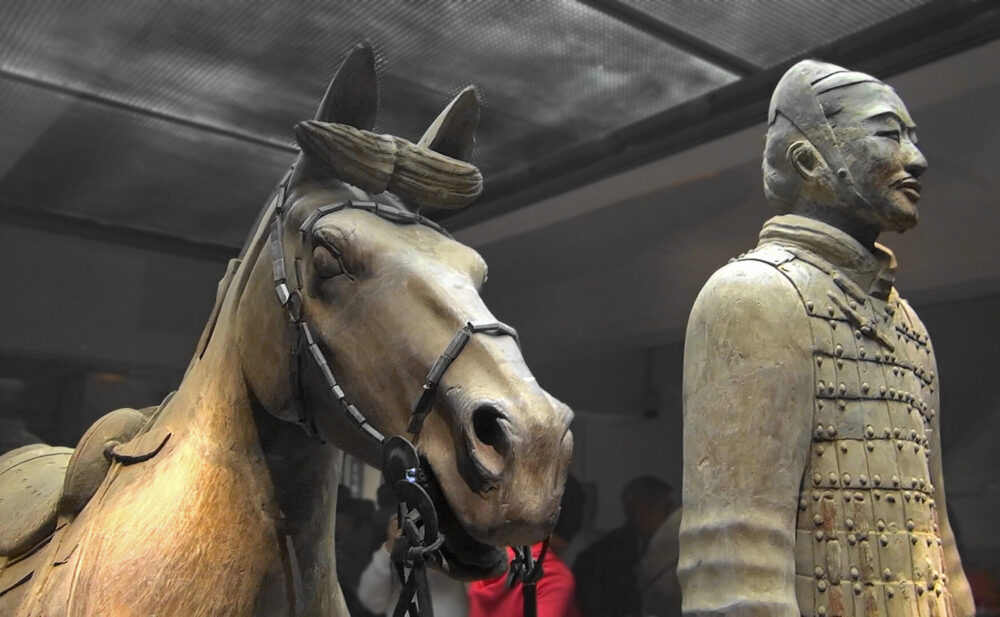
[0,45,574,617]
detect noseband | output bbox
[263,169,533,617]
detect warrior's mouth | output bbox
[893,177,922,203]
[418,457,508,581]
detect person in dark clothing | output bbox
[573,476,674,617]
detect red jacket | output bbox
[468,544,581,617]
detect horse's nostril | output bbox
[472,404,510,457]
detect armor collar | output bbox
[758,214,897,300]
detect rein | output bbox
[264,170,536,617]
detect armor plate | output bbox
[739,243,952,617]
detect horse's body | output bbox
[0,46,573,617]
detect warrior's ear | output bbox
[417,86,480,162]
[315,43,378,130]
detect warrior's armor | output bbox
[679,216,971,617]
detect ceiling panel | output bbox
[619,0,932,68]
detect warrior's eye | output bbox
[312,244,344,279]
[875,129,901,142]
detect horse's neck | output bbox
[167,312,347,615]
[252,404,345,615]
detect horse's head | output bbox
[234,45,573,579]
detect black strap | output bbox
[507,539,548,617]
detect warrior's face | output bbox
[823,82,928,233]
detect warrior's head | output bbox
[763,60,927,241]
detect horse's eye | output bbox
[313,245,344,279]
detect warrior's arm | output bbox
[679,261,814,617]
[907,302,975,615]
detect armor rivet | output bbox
[849,301,857,310]
[838,383,847,395]
[937,538,942,546]
[845,518,855,530]
[889,387,896,398]
[913,444,921,454]
[864,424,874,437]
[873,474,882,486]
[839,443,847,453]
[827,425,837,437]
[893,427,901,438]
[897,442,904,451]
[817,401,824,410]
[862,383,870,394]
[807,301,815,312]
[813,514,823,526]
[891,475,900,486]
[867,442,874,452]
[854,492,864,502]
[837,399,846,410]
[853,582,862,595]
[910,429,917,440]
[855,329,862,339]
[932,571,940,582]
[875,351,881,361]
[887,588,895,598]
[814,566,824,578]
[936,587,943,597]
[817,606,827,616]
[911,535,918,545]
[893,367,900,376]
[842,473,852,485]
[880,534,889,546]
[843,493,852,503]
[847,534,857,545]
[817,445,825,455]
[817,580,828,592]
[815,530,825,541]
[835,344,844,357]
[830,320,837,330]
[882,427,891,438]
[859,474,868,486]
[882,567,892,580]
[906,519,915,531]
[837,359,844,369]
[817,380,826,394]
[918,478,926,489]
[816,357,823,367]
[877,519,886,531]
[813,491,822,501]
[828,472,839,485]
[827,384,835,395]
[904,491,912,502]
[859,347,866,357]
[886,494,896,504]
[813,473,823,486]
[828,306,835,317]
[917,583,926,595]
[879,385,887,396]
[799,498,808,510]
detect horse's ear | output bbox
[417,86,480,162]
[315,43,378,130]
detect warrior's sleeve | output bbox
[679,260,815,617]
[901,302,975,616]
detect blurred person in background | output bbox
[573,476,674,617]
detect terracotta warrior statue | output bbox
[678,60,975,617]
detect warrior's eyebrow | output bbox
[867,110,916,130]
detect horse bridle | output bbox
[264,169,541,617]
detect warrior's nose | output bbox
[455,401,516,492]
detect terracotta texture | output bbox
[0,45,573,617]
[679,61,973,617]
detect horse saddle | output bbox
[0,402,171,564]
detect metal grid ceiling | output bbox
[620,0,930,68]
[0,0,946,248]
